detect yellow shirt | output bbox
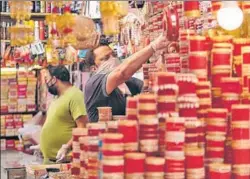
[40,86,86,162]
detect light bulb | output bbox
[217,1,243,31]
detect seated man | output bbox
[84,35,168,122]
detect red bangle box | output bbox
[212,35,233,44]
[232,148,250,165]
[211,71,231,88]
[211,49,232,66]
[209,163,231,179]
[184,1,200,17]
[179,29,195,41]
[189,52,208,70]
[126,96,137,109]
[125,153,145,173]
[207,108,228,119]
[221,77,242,94]
[145,157,165,173]
[185,148,204,168]
[233,38,250,56]
[231,105,250,122]
[118,120,138,143]
[206,148,225,159]
[179,108,197,117]
[166,117,185,131]
[102,165,124,173]
[206,135,226,148]
[100,133,123,144]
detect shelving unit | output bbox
[0,12,49,19]
[0,111,38,116]
[0,40,47,44]
[0,136,19,140]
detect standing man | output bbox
[84,35,168,122]
[40,65,87,164]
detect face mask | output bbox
[95,57,121,75]
[47,84,58,96]
[46,80,58,96]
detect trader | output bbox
[84,35,168,122]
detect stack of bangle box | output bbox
[154,72,179,156]
[69,28,250,179]
[71,128,88,177]
[99,133,124,179]
[231,105,250,179]
[137,93,159,156]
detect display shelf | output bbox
[0,12,49,18]
[0,40,47,44]
[0,111,38,115]
[0,136,19,140]
[1,40,10,43]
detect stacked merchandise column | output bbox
[154,72,179,156]
[99,133,124,179]
[137,94,159,156]
[196,82,212,148]
[176,73,205,178]
[231,105,250,178]
[126,96,138,121]
[17,71,28,112]
[241,47,250,104]
[205,109,228,174]
[179,30,195,73]
[165,117,185,179]
[79,136,88,179]
[87,123,106,179]
[26,72,37,112]
[71,128,88,177]
[210,36,233,108]
[232,38,250,78]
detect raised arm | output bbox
[106,35,168,95]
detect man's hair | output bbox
[47,65,70,82]
[85,49,96,67]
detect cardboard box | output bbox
[15,140,24,151]
[1,128,6,136]
[1,139,6,150]
[5,121,14,129]
[6,129,15,136]
[8,104,17,113]
[22,115,33,123]
[5,115,14,122]
[13,115,22,122]
[14,121,23,129]
[6,139,15,149]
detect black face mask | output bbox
[46,81,58,96]
[48,84,58,96]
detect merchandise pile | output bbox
[68,1,250,179]
[1,70,37,113]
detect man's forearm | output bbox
[118,45,154,80]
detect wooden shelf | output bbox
[1,40,47,44]
[0,111,38,115]
[0,12,49,18]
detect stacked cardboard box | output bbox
[1,114,32,151]
[0,69,37,113]
[27,72,37,112]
